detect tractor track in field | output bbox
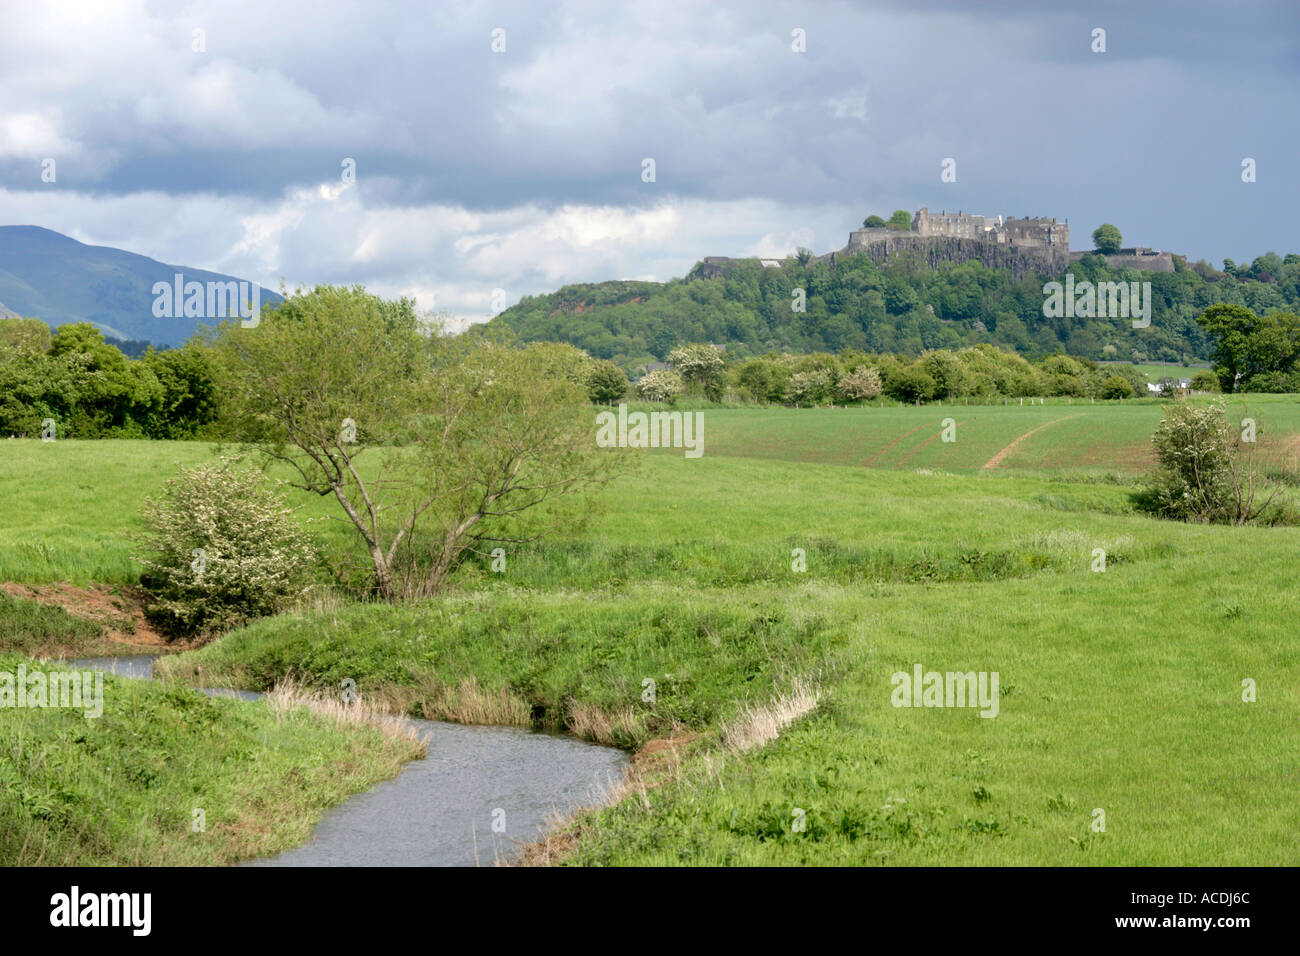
[981,415,1083,470]
[862,421,931,468]
[895,419,966,467]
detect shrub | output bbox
[1189,370,1220,393]
[635,368,685,403]
[1139,402,1291,525]
[1143,403,1236,522]
[1241,371,1295,394]
[1098,375,1136,399]
[734,358,789,404]
[667,344,726,400]
[586,360,628,404]
[884,364,936,403]
[838,366,883,402]
[135,458,317,636]
[787,369,834,406]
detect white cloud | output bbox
[0,184,861,324]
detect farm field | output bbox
[3,401,1298,865]
[677,395,1300,474]
[1098,361,1213,382]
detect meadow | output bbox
[2,398,1298,865]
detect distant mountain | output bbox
[0,226,282,347]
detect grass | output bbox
[1099,361,1212,382]
[3,403,1299,865]
[0,594,109,657]
[0,654,425,865]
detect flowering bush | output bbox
[787,369,834,406]
[135,457,317,636]
[636,368,685,403]
[838,366,883,401]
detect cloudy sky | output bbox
[1,0,1296,328]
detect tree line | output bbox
[489,248,1300,375]
[3,298,1296,440]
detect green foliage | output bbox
[0,594,106,656]
[1189,369,1220,392]
[587,359,628,404]
[0,318,52,352]
[734,358,790,404]
[1197,304,1300,392]
[1099,375,1136,399]
[0,322,219,439]
[863,215,886,228]
[211,286,616,600]
[491,246,1300,371]
[884,364,936,403]
[667,343,726,400]
[1092,223,1122,254]
[135,457,317,636]
[1138,402,1291,525]
[887,209,913,230]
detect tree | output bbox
[140,343,221,438]
[211,285,615,600]
[787,369,833,406]
[887,209,913,231]
[1092,223,1122,254]
[1195,304,1300,392]
[48,322,161,434]
[586,359,628,404]
[837,365,883,401]
[795,247,814,267]
[884,363,936,403]
[863,215,886,229]
[1189,369,1220,392]
[1099,375,1136,399]
[667,343,726,400]
[921,350,969,398]
[734,358,789,404]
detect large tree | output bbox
[1092,223,1122,254]
[1196,303,1300,392]
[212,285,616,599]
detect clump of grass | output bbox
[567,702,643,748]
[721,679,821,753]
[266,679,428,753]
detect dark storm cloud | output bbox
[0,0,1296,312]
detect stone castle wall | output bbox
[1069,249,1175,272]
[838,234,1069,280]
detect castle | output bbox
[693,207,1173,282]
[850,207,1069,252]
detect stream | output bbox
[74,655,628,866]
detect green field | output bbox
[2,401,1298,865]
[1099,361,1212,383]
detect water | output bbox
[74,656,628,866]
